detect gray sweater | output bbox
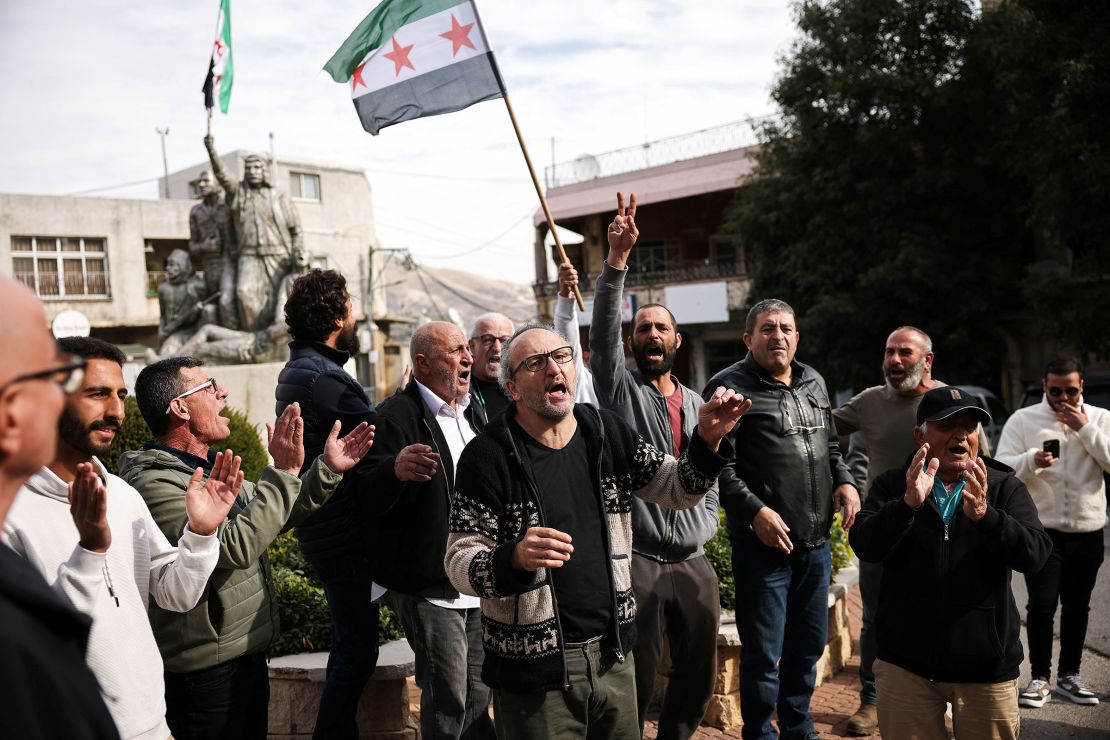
[589,262,719,562]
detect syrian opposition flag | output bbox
[202,0,234,113]
[324,0,505,135]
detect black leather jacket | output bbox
[704,353,855,547]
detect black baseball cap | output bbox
[916,386,992,426]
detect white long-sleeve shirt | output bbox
[554,293,600,407]
[2,457,219,740]
[995,396,1110,533]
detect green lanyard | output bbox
[931,477,966,525]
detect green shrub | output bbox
[704,512,734,611]
[268,531,404,657]
[706,510,855,613]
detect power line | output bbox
[414,263,529,323]
[67,176,162,196]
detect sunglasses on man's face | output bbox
[1048,386,1080,398]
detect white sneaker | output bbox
[1018,677,1051,708]
[1055,674,1099,705]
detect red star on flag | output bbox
[439,14,476,56]
[351,62,367,91]
[383,36,415,76]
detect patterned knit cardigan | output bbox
[444,404,732,693]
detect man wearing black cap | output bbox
[849,386,1051,739]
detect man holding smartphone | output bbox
[996,357,1110,708]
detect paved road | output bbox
[1011,527,1110,658]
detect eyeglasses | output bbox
[1048,387,1080,398]
[511,346,574,376]
[0,358,87,395]
[473,334,512,348]
[165,378,219,413]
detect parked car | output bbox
[958,385,1009,453]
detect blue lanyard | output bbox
[931,478,966,525]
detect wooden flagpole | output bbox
[500,94,586,312]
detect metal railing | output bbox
[544,117,773,189]
[535,260,749,297]
[13,271,111,300]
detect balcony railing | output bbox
[535,261,749,298]
[13,271,111,300]
[544,117,773,189]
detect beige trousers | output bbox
[874,659,1019,740]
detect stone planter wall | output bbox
[267,640,418,740]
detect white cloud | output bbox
[0,0,798,285]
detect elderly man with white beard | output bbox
[830,326,941,734]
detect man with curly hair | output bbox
[275,269,379,739]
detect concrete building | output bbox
[1,148,397,401]
[533,120,760,392]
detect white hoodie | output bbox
[996,396,1110,533]
[2,458,219,740]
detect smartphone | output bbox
[1043,439,1061,457]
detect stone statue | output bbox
[188,169,239,329]
[156,249,206,356]
[204,134,306,333]
[148,272,293,365]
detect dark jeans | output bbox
[312,555,380,740]
[1025,528,1105,678]
[733,536,830,740]
[493,638,639,740]
[386,591,495,740]
[857,559,882,705]
[165,652,268,740]
[631,553,721,740]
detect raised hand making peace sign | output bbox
[606,191,639,269]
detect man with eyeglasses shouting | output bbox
[996,356,1110,709]
[363,321,494,740]
[5,336,235,740]
[703,299,860,740]
[0,278,119,739]
[119,356,373,740]
[445,324,749,739]
[468,313,515,426]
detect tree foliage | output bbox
[730,0,1109,393]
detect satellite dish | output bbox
[572,154,601,181]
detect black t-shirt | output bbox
[523,428,611,642]
[474,377,511,421]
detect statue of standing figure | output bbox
[204,134,306,333]
[156,249,206,356]
[188,169,239,328]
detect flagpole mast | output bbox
[468,0,585,311]
[500,96,585,312]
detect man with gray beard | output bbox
[832,326,941,735]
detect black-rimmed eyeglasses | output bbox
[1047,386,1080,398]
[511,346,574,376]
[0,359,87,395]
[165,378,219,413]
[474,333,512,348]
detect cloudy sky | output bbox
[0,0,799,284]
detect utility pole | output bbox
[155,127,170,198]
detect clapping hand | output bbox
[268,403,305,475]
[904,443,939,509]
[68,462,110,553]
[185,450,243,536]
[322,421,376,474]
[960,457,989,522]
[696,386,752,451]
[606,192,639,269]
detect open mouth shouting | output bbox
[546,376,570,403]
